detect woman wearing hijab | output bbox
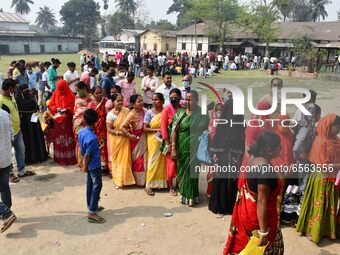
[48,80,77,165]
[208,99,245,215]
[296,114,340,243]
[15,84,48,164]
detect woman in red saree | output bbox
[121,94,147,186]
[224,132,284,255]
[88,86,108,172]
[239,101,272,182]
[48,80,77,165]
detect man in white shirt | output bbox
[63,62,80,93]
[155,71,177,106]
[0,109,17,232]
[141,65,160,109]
[223,54,229,70]
[217,53,223,69]
[42,62,52,108]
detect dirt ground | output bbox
[1,81,340,255]
[0,160,339,255]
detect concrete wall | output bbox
[176,35,209,54]
[140,31,176,54]
[0,36,83,54]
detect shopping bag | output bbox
[239,236,267,255]
[196,131,212,164]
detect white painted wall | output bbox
[176,35,209,54]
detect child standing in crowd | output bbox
[78,109,105,224]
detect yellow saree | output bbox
[146,113,167,189]
[107,107,135,187]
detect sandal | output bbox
[18,171,35,178]
[97,206,105,212]
[1,214,17,233]
[88,214,106,224]
[9,174,20,183]
[169,189,177,196]
[145,188,155,196]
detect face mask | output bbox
[10,92,15,97]
[215,111,222,118]
[28,70,33,74]
[77,91,86,97]
[223,95,231,103]
[170,97,180,107]
[182,81,190,88]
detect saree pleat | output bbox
[146,113,167,189]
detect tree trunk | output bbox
[265,42,270,58]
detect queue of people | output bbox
[0,57,339,255]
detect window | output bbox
[58,45,62,51]
[153,43,157,52]
[182,43,186,50]
[0,45,9,54]
[165,43,169,51]
[143,43,147,50]
[197,43,202,51]
[40,45,45,53]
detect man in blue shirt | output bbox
[99,66,115,99]
[78,109,105,224]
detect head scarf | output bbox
[309,114,340,182]
[272,114,295,167]
[49,80,75,118]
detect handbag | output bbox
[197,131,212,164]
[239,236,267,255]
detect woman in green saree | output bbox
[170,90,209,206]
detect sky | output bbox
[1,0,339,25]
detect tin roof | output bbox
[0,11,30,23]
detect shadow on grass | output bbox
[5,206,191,239]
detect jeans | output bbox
[12,131,25,176]
[0,202,12,219]
[86,168,102,214]
[134,65,141,77]
[0,165,12,208]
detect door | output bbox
[24,44,30,54]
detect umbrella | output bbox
[78,50,93,55]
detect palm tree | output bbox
[35,6,58,31]
[103,0,109,10]
[11,0,34,15]
[115,0,139,17]
[310,0,332,22]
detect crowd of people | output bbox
[0,56,339,255]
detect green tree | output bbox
[167,0,192,28]
[11,0,34,15]
[292,35,313,66]
[115,0,139,18]
[35,6,58,32]
[103,0,109,10]
[146,20,175,30]
[310,0,332,22]
[238,0,280,57]
[274,0,295,22]
[186,0,239,52]
[291,0,313,21]
[60,0,101,48]
[106,12,135,36]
